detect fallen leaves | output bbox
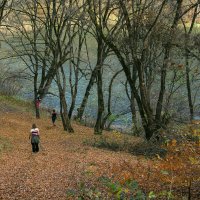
[0,100,199,199]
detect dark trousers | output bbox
[52,117,56,123]
[31,142,39,153]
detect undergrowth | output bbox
[66,175,148,199]
[83,131,167,158]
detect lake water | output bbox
[18,56,133,130]
[1,38,197,131]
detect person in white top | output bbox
[29,123,40,153]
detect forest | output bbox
[0,0,200,199]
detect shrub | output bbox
[92,136,120,151]
[99,176,146,200]
[66,175,147,200]
[83,132,167,158]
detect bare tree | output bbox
[75,0,111,134]
[56,65,74,132]
[37,0,85,131]
[181,3,199,120]
[1,0,56,118]
[87,0,199,140]
[1,0,82,131]
[68,19,87,119]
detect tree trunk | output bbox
[155,47,169,124]
[102,69,123,129]
[130,91,138,134]
[34,73,40,119]
[155,0,183,124]
[0,0,7,25]
[184,5,198,120]
[94,34,106,135]
[60,93,74,132]
[144,123,157,141]
[68,88,77,119]
[68,27,85,119]
[185,49,194,120]
[56,67,74,133]
[35,105,40,119]
[76,66,98,120]
[94,67,104,134]
[68,60,78,119]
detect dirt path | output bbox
[0,112,138,200]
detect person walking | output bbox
[29,123,40,153]
[51,109,57,126]
[35,97,41,119]
[36,97,41,109]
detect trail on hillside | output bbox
[0,107,200,199]
[0,112,138,200]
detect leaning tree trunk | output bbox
[76,66,98,120]
[102,69,123,129]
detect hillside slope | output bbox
[0,96,199,199]
[0,97,140,199]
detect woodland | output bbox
[0,0,200,199]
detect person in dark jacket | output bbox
[51,109,57,126]
[29,123,40,153]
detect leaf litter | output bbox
[0,106,199,199]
